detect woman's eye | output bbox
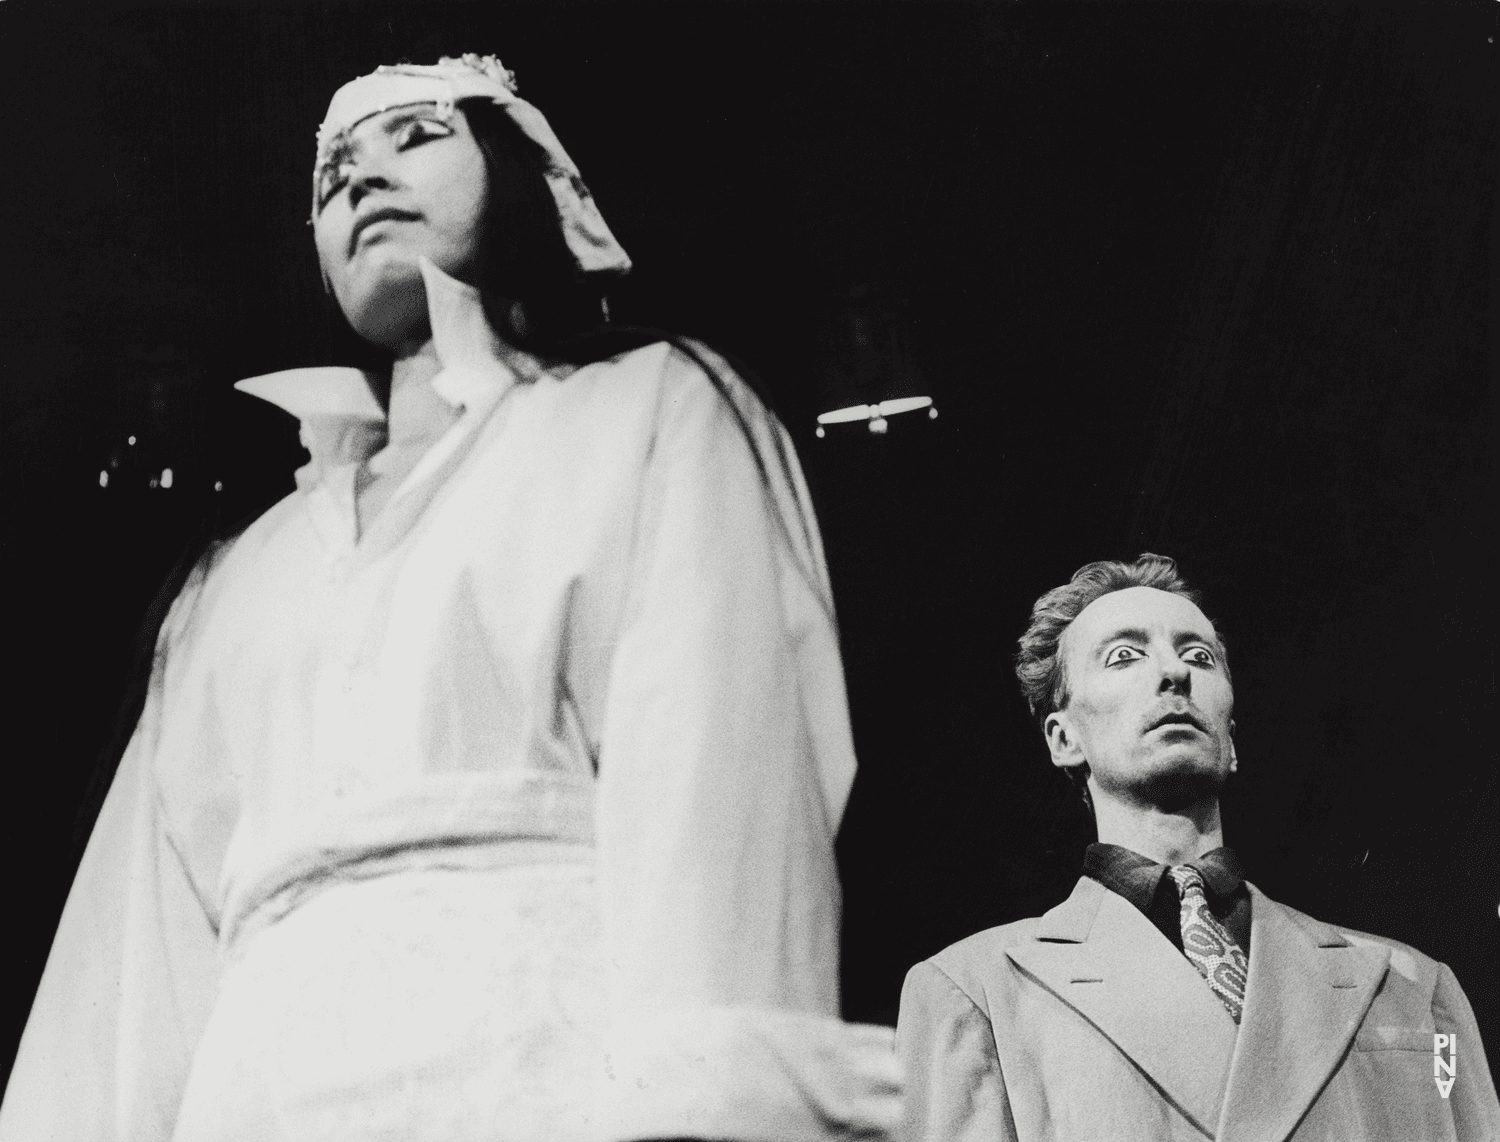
[395,119,452,149]
[1105,646,1143,666]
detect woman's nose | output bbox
[347,167,392,211]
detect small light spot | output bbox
[98,470,109,488]
[214,480,224,492]
[148,477,159,489]
[815,426,826,439]
[127,435,137,446]
[160,467,174,489]
[868,416,889,435]
[928,407,939,419]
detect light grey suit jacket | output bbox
[898,876,1499,1141]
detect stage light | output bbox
[815,395,936,436]
[818,404,877,425]
[160,468,174,489]
[875,396,932,418]
[99,471,109,488]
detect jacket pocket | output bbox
[1353,1025,1438,1053]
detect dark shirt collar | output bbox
[1082,843,1246,914]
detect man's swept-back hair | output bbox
[1015,553,1225,727]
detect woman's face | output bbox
[313,104,489,349]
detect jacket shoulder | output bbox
[1330,924,1441,991]
[1260,890,1443,990]
[914,916,1046,1004]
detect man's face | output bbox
[1046,586,1236,809]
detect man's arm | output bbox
[1432,963,1500,1141]
[897,960,1018,1142]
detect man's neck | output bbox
[1091,790,1225,867]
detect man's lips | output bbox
[348,208,421,256]
[1146,710,1208,734]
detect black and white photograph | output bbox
[0,2,1495,1140]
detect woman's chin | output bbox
[336,266,432,350]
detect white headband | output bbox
[315,54,631,277]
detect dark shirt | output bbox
[1082,843,1252,958]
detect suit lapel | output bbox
[1216,886,1390,1142]
[1007,877,1238,1138]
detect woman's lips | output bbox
[348,209,420,255]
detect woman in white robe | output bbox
[0,53,900,1142]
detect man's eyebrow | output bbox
[1092,627,1151,657]
[1172,629,1219,649]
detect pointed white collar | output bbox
[234,258,524,483]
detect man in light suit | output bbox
[897,554,1499,1141]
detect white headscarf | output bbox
[315,54,631,277]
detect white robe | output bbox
[0,263,900,1142]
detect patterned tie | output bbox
[1168,864,1249,1025]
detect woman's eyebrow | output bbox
[375,106,449,136]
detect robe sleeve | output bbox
[592,346,901,1142]
[0,565,222,1142]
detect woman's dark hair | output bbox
[460,99,616,357]
[461,97,783,418]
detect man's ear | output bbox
[1228,718,1238,774]
[1045,709,1087,773]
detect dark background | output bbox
[1,0,1495,1091]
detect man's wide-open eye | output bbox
[1182,646,1217,668]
